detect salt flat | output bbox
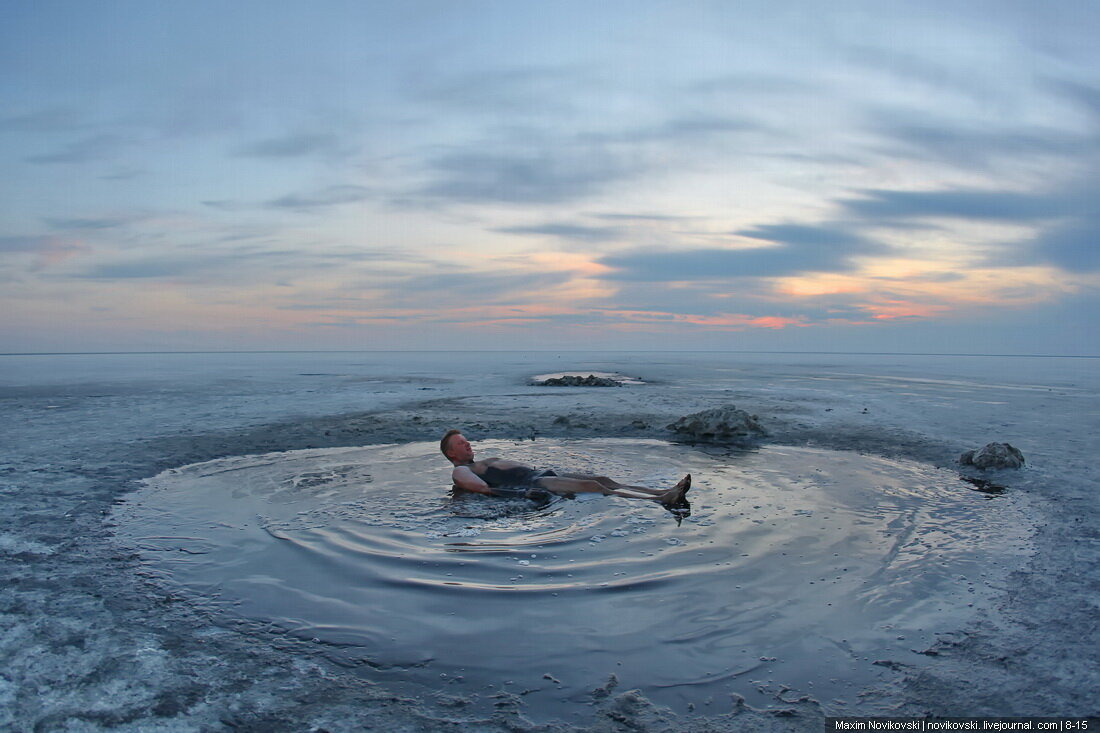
[1,351,1096,730]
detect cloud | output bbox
[382,269,575,309]
[1032,215,1100,272]
[0,235,46,253]
[405,65,577,117]
[838,178,1100,272]
[79,259,199,279]
[202,200,245,211]
[590,212,695,222]
[412,115,761,206]
[689,73,814,96]
[415,148,635,205]
[0,107,86,133]
[582,307,811,331]
[24,133,126,164]
[598,223,879,281]
[576,115,761,145]
[598,248,832,281]
[597,281,784,319]
[234,132,347,158]
[265,184,373,211]
[858,59,1100,171]
[398,56,764,209]
[99,168,146,181]
[842,188,1071,221]
[873,119,1089,168]
[1051,80,1100,125]
[843,44,999,106]
[65,241,422,283]
[738,223,873,249]
[45,217,131,231]
[493,222,622,242]
[0,235,88,268]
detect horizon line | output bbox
[2,349,1098,359]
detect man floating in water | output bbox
[440,429,691,506]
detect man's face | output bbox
[447,433,475,464]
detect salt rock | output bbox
[666,405,767,442]
[959,442,1025,469]
[536,374,620,387]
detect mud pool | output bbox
[113,438,1032,723]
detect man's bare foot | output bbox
[661,474,691,505]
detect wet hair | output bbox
[440,429,463,459]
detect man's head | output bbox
[440,429,473,465]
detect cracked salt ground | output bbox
[112,438,1033,724]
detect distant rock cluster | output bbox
[959,442,1026,469]
[667,405,767,442]
[535,374,620,387]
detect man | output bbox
[440,429,691,505]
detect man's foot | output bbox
[661,474,691,505]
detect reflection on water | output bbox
[113,439,1032,723]
[959,475,1007,496]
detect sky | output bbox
[2,0,1099,354]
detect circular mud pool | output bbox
[113,439,1032,723]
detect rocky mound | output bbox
[666,405,767,442]
[536,374,621,387]
[959,442,1026,469]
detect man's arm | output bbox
[452,466,492,494]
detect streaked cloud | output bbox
[415,147,637,205]
[0,235,50,253]
[388,269,576,307]
[598,223,882,281]
[0,234,89,269]
[24,133,128,165]
[1032,213,1100,272]
[45,217,133,231]
[265,185,373,211]
[842,189,1071,222]
[0,107,87,132]
[494,222,623,242]
[234,132,348,158]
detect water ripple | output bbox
[114,438,1033,719]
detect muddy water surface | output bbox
[113,439,1032,724]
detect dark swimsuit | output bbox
[477,463,557,488]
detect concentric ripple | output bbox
[112,439,1032,721]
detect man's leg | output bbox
[556,472,667,496]
[536,475,690,503]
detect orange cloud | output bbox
[525,251,614,277]
[773,273,868,297]
[773,262,1090,323]
[862,300,952,320]
[598,308,808,330]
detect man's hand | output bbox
[524,487,552,502]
